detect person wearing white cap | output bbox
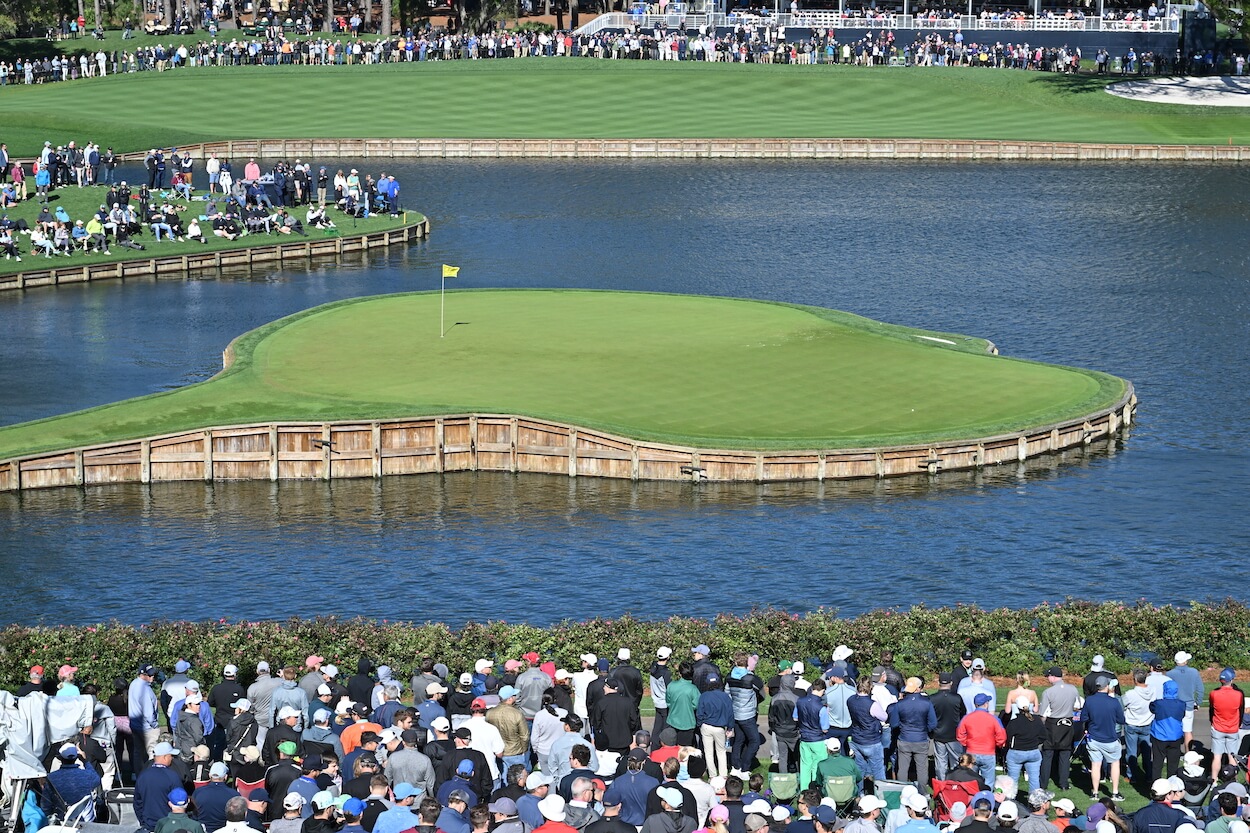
[649,647,675,753]
[642,787,695,833]
[224,698,258,767]
[1134,778,1189,833]
[1166,652,1203,751]
[247,661,281,747]
[472,659,497,699]
[897,792,937,833]
[572,655,599,723]
[845,795,886,833]
[535,794,576,833]
[209,665,247,753]
[1083,656,1109,697]
[613,649,644,712]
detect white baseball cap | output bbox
[656,647,672,659]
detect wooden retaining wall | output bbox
[0,220,428,293]
[108,138,1250,163]
[0,388,1136,492]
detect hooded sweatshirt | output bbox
[641,810,697,833]
[1149,680,1185,741]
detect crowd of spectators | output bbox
[0,141,402,260]
[9,641,1250,833]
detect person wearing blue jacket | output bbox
[847,679,885,781]
[695,684,733,780]
[1150,680,1187,780]
[889,680,937,792]
[796,678,833,791]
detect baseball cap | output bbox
[905,794,928,813]
[997,801,1019,821]
[393,783,419,800]
[971,657,987,670]
[27,665,45,677]
[745,799,772,815]
[1085,803,1108,829]
[277,741,299,756]
[693,644,711,655]
[858,795,886,813]
[302,755,325,771]
[474,658,494,673]
[168,788,189,807]
[489,798,518,815]
[426,681,448,696]
[773,807,792,822]
[316,683,331,696]
[628,747,649,761]
[283,793,306,810]
[618,648,631,660]
[174,660,191,673]
[832,645,854,661]
[248,789,271,804]
[431,716,450,732]
[525,771,552,790]
[470,697,488,711]
[825,737,842,753]
[458,672,473,687]
[938,671,953,684]
[457,759,475,776]
[277,706,301,720]
[538,795,566,822]
[1221,667,1236,682]
[1150,778,1173,797]
[185,680,201,692]
[1053,799,1077,814]
[960,649,974,660]
[579,653,597,665]
[602,792,623,809]
[657,646,672,659]
[973,693,992,706]
[313,709,331,724]
[322,664,338,677]
[792,661,805,674]
[152,742,176,757]
[342,797,366,815]
[710,805,731,823]
[58,743,79,759]
[1175,651,1193,664]
[453,727,472,740]
[657,787,684,809]
[311,790,335,810]
[139,663,157,676]
[209,761,229,779]
[306,654,325,668]
[596,658,610,671]
[223,664,238,676]
[813,806,837,825]
[554,669,572,681]
[504,659,521,672]
[378,728,400,744]
[499,685,519,699]
[1045,665,1063,677]
[1090,654,1105,671]
[1027,789,1053,808]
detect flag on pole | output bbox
[442,264,460,279]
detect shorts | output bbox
[1212,729,1239,756]
[1088,738,1123,763]
[209,173,220,184]
[1182,711,1195,733]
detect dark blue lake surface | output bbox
[1,160,1247,625]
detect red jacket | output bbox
[956,709,1006,754]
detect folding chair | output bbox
[824,775,858,816]
[931,779,980,822]
[769,773,798,805]
[874,779,912,812]
[234,777,265,800]
[105,787,136,827]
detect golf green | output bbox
[2,61,1249,157]
[0,290,1127,459]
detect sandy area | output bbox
[1107,75,1250,106]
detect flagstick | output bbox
[440,273,445,338]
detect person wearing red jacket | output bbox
[956,693,1007,786]
[1208,668,1245,778]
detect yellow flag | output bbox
[442,264,460,279]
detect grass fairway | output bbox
[0,289,1127,460]
[2,62,1249,157]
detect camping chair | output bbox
[234,776,266,800]
[42,779,98,833]
[824,775,858,816]
[931,779,980,822]
[874,779,912,812]
[1180,775,1213,808]
[104,788,136,827]
[769,773,798,804]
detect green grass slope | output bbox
[1,62,1248,157]
[0,289,1127,459]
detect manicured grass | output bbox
[0,183,416,276]
[1,62,1249,158]
[0,289,1128,459]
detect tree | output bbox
[1203,0,1249,40]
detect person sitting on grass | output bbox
[148,206,175,242]
[273,209,306,236]
[212,213,241,240]
[0,183,17,210]
[160,203,188,240]
[115,225,146,251]
[246,205,271,235]
[306,204,335,229]
[185,217,207,244]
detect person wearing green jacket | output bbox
[665,662,700,747]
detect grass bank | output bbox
[1,62,1248,157]
[0,182,416,277]
[0,289,1127,459]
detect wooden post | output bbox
[140,440,151,484]
[631,444,639,481]
[321,424,332,480]
[509,418,518,473]
[371,423,382,478]
[874,451,885,478]
[1018,436,1028,462]
[568,429,578,477]
[976,442,985,466]
[269,425,279,481]
[469,415,478,472]
[756,454,765,482]
[203,430,214,481]
[1050,427,1060,451]
[74,451,84,487]
[817,453,826,481]
[435,419,445,474]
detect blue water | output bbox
[1,159,1247,625]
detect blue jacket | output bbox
[1150,680,1186,741]
[696,689,734,729]
[604,769,659,827]
[516,794,544,830]
[1082,692,1125,743]
[133,763,183,830]
[889,693,937,743]
[795,692,831,743]
[847,694,883,747]
[1166,666,1204,711]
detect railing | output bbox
[574,10,1179,33]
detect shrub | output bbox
[1,600,1246,690]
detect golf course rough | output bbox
[0,289,1128,459]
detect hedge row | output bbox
[2,600,1248,691]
